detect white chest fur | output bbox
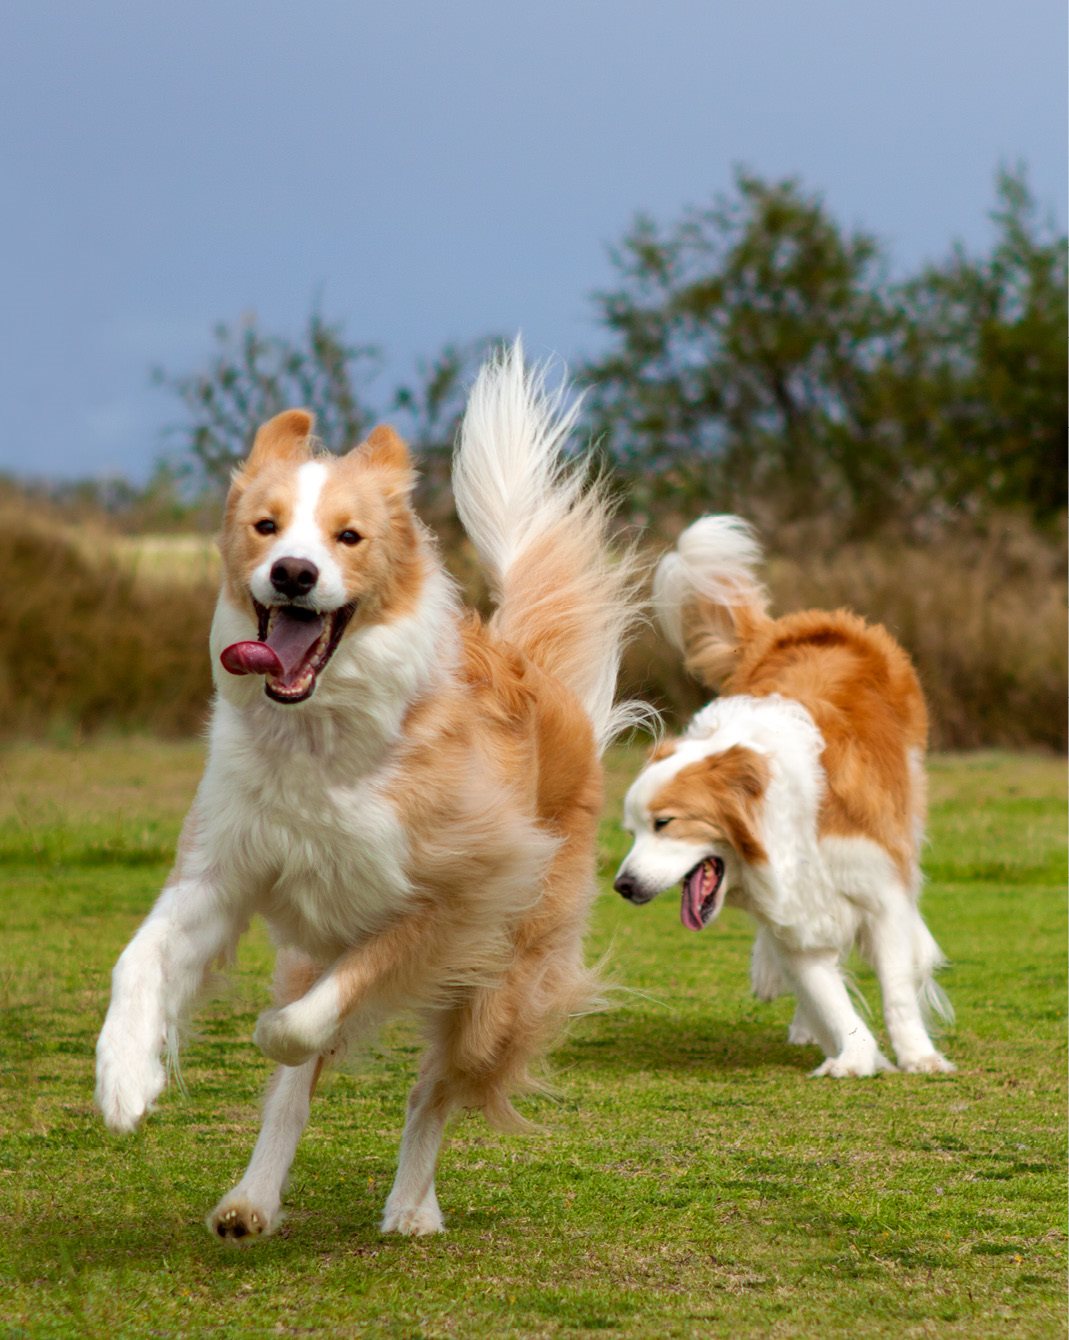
[197,704,412,961]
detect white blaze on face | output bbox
[250,461,349,609]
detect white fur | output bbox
[97,346,637,1240]
[249,461,348,610]
[454,339,585,583]
[453,338,642,750]
[209,1057,319,1239]
[617,694,953,1077]
[653,515,769,653]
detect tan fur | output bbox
[324,616,603,1127]
[729,609,927,884]
[219,418,619,1132]
[681,601,927,886]
[245,409,314,473]
[681,597,771,689]
[649,746,771,866]
[317,447,425,622]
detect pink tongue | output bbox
[681,863,715,932]
[220,641,283,677]
[220,610,325,682]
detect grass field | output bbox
[0,741,1065,1338]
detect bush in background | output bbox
[5,167,1064,749]
[620,516,1067,750]
[0,502,214,739]
[1,487,1063,750]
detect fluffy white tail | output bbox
[913,916,955,1030]
[453,339,644,751]
[653,515,771,690]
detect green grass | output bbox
[0,741,1065,1338]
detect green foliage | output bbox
[888,167,1068,520]
[582,166,1066,534]
[150,165,1064,541]
[153,310,383,487]
[0,743,1064,1336]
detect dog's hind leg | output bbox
[868,897,954,1075]
[210,950,327,1241]
[209,1055,323,1241]
[381,1069,452,1236]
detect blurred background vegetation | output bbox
[1,167,1064,748]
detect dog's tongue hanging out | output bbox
[680,858,724,931]
[220,609,325,687]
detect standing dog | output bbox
[95,343,640,1238]
[614,516,953,1077]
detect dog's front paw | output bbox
[811,1049,894,1079]
[95,1037,167,1133]
[381,1201,445,1237]
[899,1051,956,1075]
[254,1003,333,1066]
[209,1193,278,1242]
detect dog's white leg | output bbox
[96,863,243,1133]
[869,901,955,1074]
[381,1077,451,1237]
[750,926,790,1002]
[787,1002,820,1046]
[209,1056,321,1240]
[782,949,893,1078]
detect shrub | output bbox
[2,498,1063,751]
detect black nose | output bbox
[271,557,319,599]
[614,872,641,902]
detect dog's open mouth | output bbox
[219,601,357,704]
[680,857,726,931]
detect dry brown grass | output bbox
[1,500,1064,748]
[0,504,215,738]
[620,518,1067,750]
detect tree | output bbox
[888,167,1067,521]
[154,313,503,527]
[153,310,382,488]
[581,169,900,530]
[582,166,1067,534]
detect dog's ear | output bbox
[350,425,416,498]
[355,425,411,472]
[244,409,315,474]
[711,745,769,801]
[701,746,770,864]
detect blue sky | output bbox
[2,1,1065,481]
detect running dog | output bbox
[614,516,953,1077]
[95,342,640,1237]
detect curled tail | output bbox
[453,339,644,752]
[653,515,772,691]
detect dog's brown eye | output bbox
[653,817,672,832]
[337,529,363,546]
[253,518,277,535]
